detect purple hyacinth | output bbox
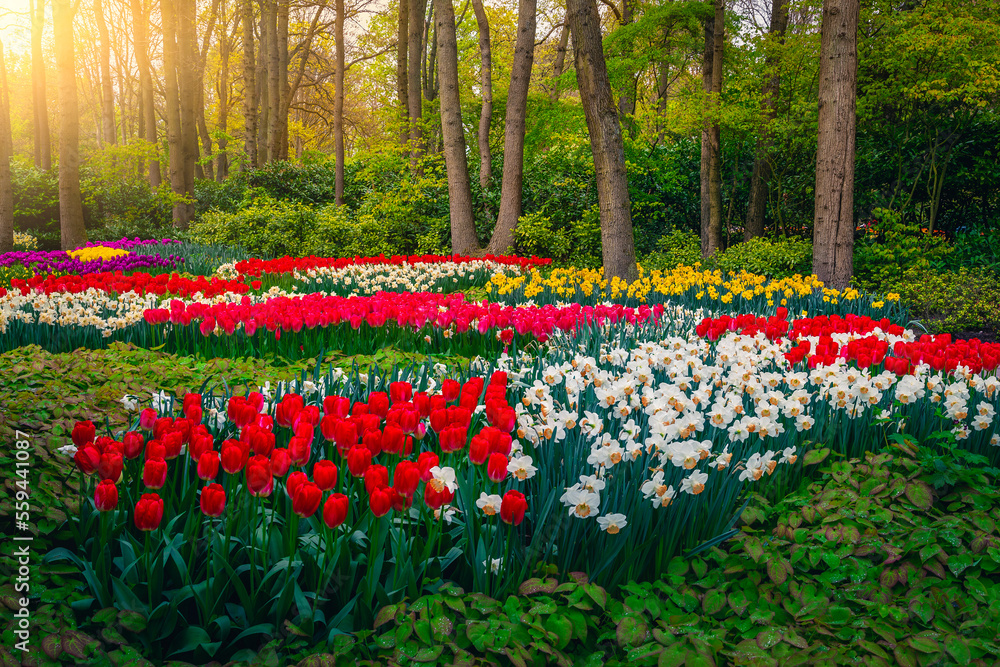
[0,250,183,275]
[78,237,182,250]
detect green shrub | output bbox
[854,208,953,291]
[514,211,573,261]
[189,191,318,257]
[884,266,1000,334]
[712,235,814,278]
[641,229,703,271]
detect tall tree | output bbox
[471,0,492,193]
[487,0,536,254]
[397,0,409,145]
[334,0,346,204]
[744,0,789,241]
[567,0,638,281]
[699,0,723,258]
[217,0,232,180]
[161,0,196,228]
[94,0,116,145]
[258,0,274,162]
[274,0,290,160]
[407,0,427,165]
[52,0,87,249]
[0,39,13,253]
[131,0,161,186]
[178,0,199,221]
[435,0,479,254]
[196,0,221,181]
[549,15,569,102]
[30,0,51,171]
[813,0,859,288]
[242,0,257,168]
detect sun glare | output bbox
[0,0,31,56]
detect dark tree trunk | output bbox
[700,0,723,258]
[275,0,289,160]
[179,0,199,223]
[258,0,273,162]
[397,0,409,145]
[812,0,858,288]
[435,0,480,254]
[567,0,637,281]
[94,0,116,145]
[487,0,536,254]
[424,6,438,102]
[335,0,345,204]
[132,0,161,186]
[745,0,788,241]
[52,0,87,249]
[471,0,492,192]
[217,0,231,180]
[160,0,195,229]
[549,15,569,102]
[407,0,426,165]
[31,0,51,171]
[197,0,221,182]
[0,39,13,253]
[242,0,257,168]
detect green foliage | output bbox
[189,191,317,257]
[641,228,703,271]
[883,266,1000,334]
[853,208,954,291]
[712,235,814,278]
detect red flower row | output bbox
[9,271,260,298]
[233,253,552,277]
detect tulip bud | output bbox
[143,457,168,489]
[393,461,421,496]
[72,420,97,448]
[139,408,158,430]
[200,483,226,517]
[347,446,372,477]
[94,479,118,511]
[369,486,393,517]
[270,449,292,477]
[363,465,389,495]
[313,460,338,491]
[123,431,144,460]
[323,493,349,528]
[98,452,124,483]
[487,453,508,482]
[292,482,322,517]
[500,490,527,526]
[134,493,164,531]
[197,450,220,481]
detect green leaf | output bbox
[908,636,940,654]
[803,447,830,465]
[702,589,726,615]
[947,554,973,577]
[545,614,574,650]
[944,636,971,664]
[756,628,781,650]
[117,610,147,633]
[904,481,933,510]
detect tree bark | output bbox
[424,6,438,102]
[567,0,637,281]
[407,0,426,165]
[744,0,788,241]
[812,0,858,288]
[700,0,723,258]
[94,0,116,146]
[242,0,257,168]
[263,0,279,162]
[334,0,346,205]
[549,15,569,102]
[52,0,87,249]
[132,0,161,186]
[31,0,52,171]
[617,0,637,136]
[0,38,13,253]
[487,0,535,254]
[161,0,194,228]
[258,0,273,162]
[179,0,199,222]
[197,0,221,182]
[397,0,409,145]
[471,0,492,191]
[435,0,480,254]
[217,0,231,180]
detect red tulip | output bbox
[246,427,275,457]
[441,426,468,453]
[257,414,274,431]
[144,439,166,461]
[183,394,203,422]
[369,392,390,418]
[487,453,508,482]
[347,446,372,477]
[123,431,144,460]
[396,409,419,435]
[362,429,383,457]
[351,402,369,416]
[381,424,405,455]
[492,407,517,433]
[393,461,421,496]
[323,395,350,419]
[139,408,158,430]
[313,460,338,490]
[200,483,226,517]
[389,381,413,404]
[153,417,174,440]
[247,456,274,497]
[276,394,305,427]
[172,418,193,444]
[417,452,439,481]
[500,490,527,525]
[270,449,292,476]
[197,450,220,480]
[369,486,393,517]
[189,432,214,461]
[143,457,168,489]
[429,409,449,433]
[320,414,339,441]
[161,431,184,460]
[72,421,96,448]
[323,493,349,528]
[390,487,413,512]
[221,440,248,473]
[247,391,265,412]
[358,413,381,435]
[134,493,164,531]
[334,420,358,456]
[292,482,323,517]
[413,392,431,418]
[288,436,312,467]
[286,470,309,500]
[74,445,101,475]
[94,479,118,511]
[441,379,460,402]
[468,435,489,465]
[447,406,472,428]
[490,371,508,387]
[98,452,124,482]
[364,465,389,495]
[424,484,454,510]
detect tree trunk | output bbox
[258,0,273,163]
[700,0,723,258]
[424,6,438,102]
[334,0,345,205]
[132,0,161,186]
[812,0,858,288]
[52,0,87,249]
[242,0,257,168]
[549,15,569,102]
[471,0,492,191]
[263,0,279,162]
[276,0,289,160]
[487,0,535,254]
[567,0,637,281]
[31,0,51,171]
[407,0,426,165]
[179,0,199,222]
[617,0,637,137]
[197,0,221,182]
[397,0,409,145]
[435,0,479,255]
[0,39,13,253]
[161,0,193,228]
[217,0,230,180]
[745,0,788,241]
[94,0,116,146]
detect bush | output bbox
[884,266,1000,334]
[641,229,703,271]
[189,191,318,257]
[712,235,813,278]
[854,208,953,291]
